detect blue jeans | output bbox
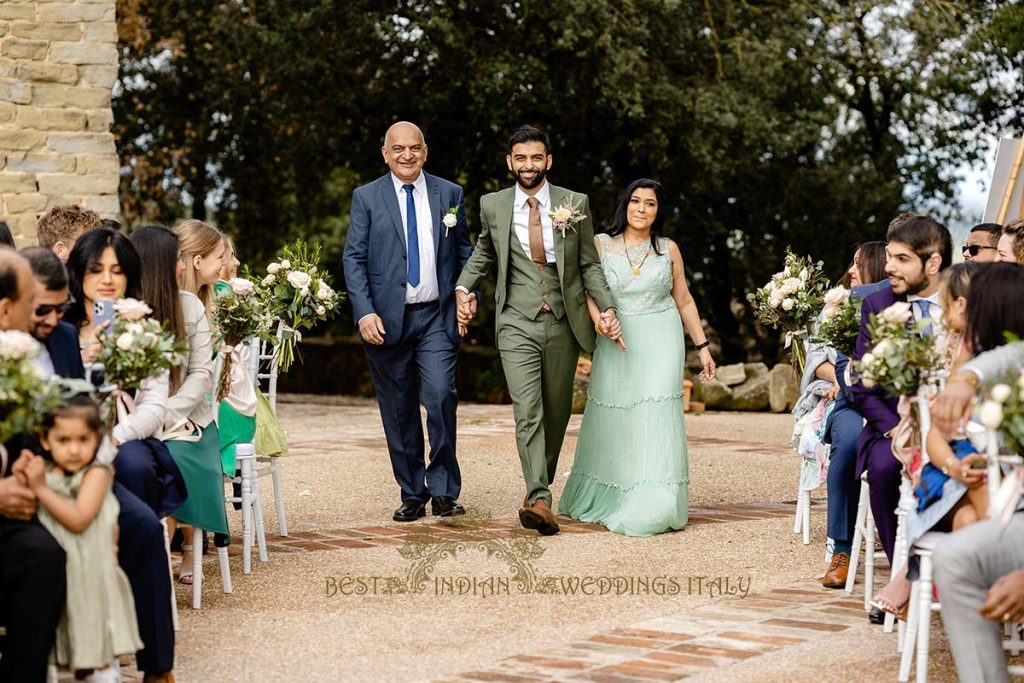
[824,393,863,544]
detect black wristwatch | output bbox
[694,340,710,351]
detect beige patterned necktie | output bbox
[526,196,546,264]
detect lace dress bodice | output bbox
[597,234,675,316]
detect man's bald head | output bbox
[384,121,425,147]
[382,121,428,184]
[0,247,35,332]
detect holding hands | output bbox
[0,451,40,521]
[597,309,626,352]
[456,290,477,338]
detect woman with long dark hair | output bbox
[559,179,715,536]
[65,227,142,363]
[65,226,180,682]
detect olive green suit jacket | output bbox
[456,184,613,353]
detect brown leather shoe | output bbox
[820,552,850,589]
[519,499,560,536]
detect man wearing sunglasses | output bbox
[20,247,84,380]
[962,222,1001,262]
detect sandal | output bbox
[869,597,909,622]
[179,544,194,585]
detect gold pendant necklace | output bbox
[623,240,652,276]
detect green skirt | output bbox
[165,422,230,535]
[219,402,256,476]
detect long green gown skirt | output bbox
[165,421,230,534]
[558,235,689,536]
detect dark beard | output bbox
[903,270,930,295]
[515,167,546,190]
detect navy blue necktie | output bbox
[403,184,420,287]
[915,299,933,336]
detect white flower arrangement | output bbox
[747,249,829,372]
[442,207,458,237]
[977,371,1024,453]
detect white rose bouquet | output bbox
[747,249,829,372]
[257,240,343,371]
[98,298,188,392]
[0,330,63,443]
[813,286,861,357]
[214,277,274,399]
[976,370,1024,454]
[854,302,941,397]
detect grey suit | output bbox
[965,341,1024,388]
[934,514,1024,682]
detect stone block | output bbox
[11,21,81,42]
[0,128,44,149]
[49,41,118,65]
[32,83,109,108]
[16,60,79,84]
[85,108,113,131]
[37,4,116,23]
[0,22,7,40]
[4,191,47,213]
[769,363,801,413]
[3,212,39,244]
[77,152,117,173]
[0,4,35,22]
[0,77,32,104]
[743,362,770,380]
[702,379,733,410]
[82,22,116,43]
[730,374,771,411]
[80,193,120,216]
[16,106,86,131]
[6,152,74,173]
[0,100,14,122]
[44,131,114,154]
[0,172,37,192]
[0,57,15,78]
[80,65,118,89]
[37,171,118,194]
[0,38,48,61]
[717,363,747,387]
[44,193,84,209]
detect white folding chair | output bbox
[214,346,268,574]
[845,474,885,608]
[897,531,944,683]
[793,486,811,545]
[251,321,289,536]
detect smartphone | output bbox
[93,300,115,335]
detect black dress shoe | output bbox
[393,500,427,522]
[868,607,885,625]
[431,497,465,517]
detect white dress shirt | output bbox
[392,173,438,304]
[907,292,943,330]
[513,181,556,264]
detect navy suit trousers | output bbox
[364,303,461,502]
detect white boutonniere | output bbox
[442,207,458,237]
[549,194,586,237]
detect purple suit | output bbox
[851,284,903,561]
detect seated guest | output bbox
[0,248,66,683]
[20,247,84,379]
[997,219,1024,264]
[963,223,1002,262]
[36,205,101,264]
[852,216,952,575]
[870,262,987,617]
[64,230,180,682]
[809,241,886,588]
[931,337,1024,682]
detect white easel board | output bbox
[984,137,1024,224]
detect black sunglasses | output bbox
[962,244,997,257]
[35,301,69,317]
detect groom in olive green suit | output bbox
[456,125,618,535]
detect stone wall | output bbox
[0,0,120,245]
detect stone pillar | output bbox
[0,0,120,246]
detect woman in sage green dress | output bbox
[559,179,716,536]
